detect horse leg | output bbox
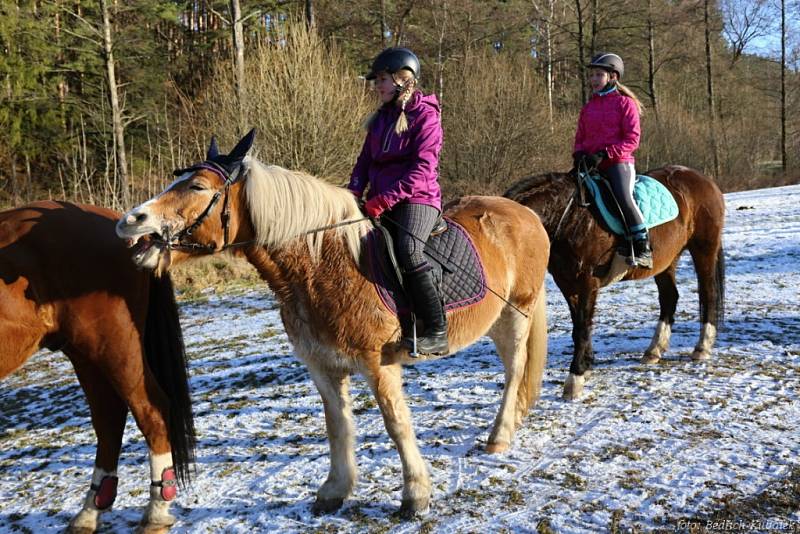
[307,365,356,514]
[67,356,128,534]
[486,306,535,453]
[642,263,679,363]
[365,362,430,518]
[90,344,176,531]
[563,285,599,400]
[689,246,722,361]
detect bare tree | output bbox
[780,0,787,172]
[646,0,659,117]
[531,0,556,130]
[721,0,771,64]
[229,0,246,134]
[574,0,588,103]
[100,0,129,207]
[704,0,721,177]
[305,0,315,29]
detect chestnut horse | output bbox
[504,165,725,399]
[116,131,550,517]
[0,201,195,533]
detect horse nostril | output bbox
[127,212,147,225]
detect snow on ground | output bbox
[1,185,799,533]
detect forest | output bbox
[1,0,798,209]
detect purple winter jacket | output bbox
[348,91,443,212]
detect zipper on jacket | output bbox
[382,120,394,152]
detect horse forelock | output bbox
[243,159,369,261]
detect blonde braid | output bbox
[394,79,417,134]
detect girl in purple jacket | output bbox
[573,52,652,269]
[347,47,448,355]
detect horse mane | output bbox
[243,158,370,261]
[503,171,568,202]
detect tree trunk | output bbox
[575,0,587,103]
[780,0,786,173]
[380,0,388,46]
[647,0,658,118]
[590,0,597,58]
[10,152,19,206]
[704,0,720,178]
[305,0,315,30]
[229,0,245,134]
[436,0,447,102]
[545,0,555,130]
[100,0,129,207]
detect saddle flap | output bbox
[366,218,487,316]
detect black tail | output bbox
[144,274,196,487]
[715,246,725,329]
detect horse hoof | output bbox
[312,497,344,515]
[486,441,509,454]
[562,373,585,400]
[135,524,172,534]
[691,350,711,361]
[399,497,430,520]
[67,528,95,534]
[641,352,661,364]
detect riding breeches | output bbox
[605,163,647,240]
[384,202,440,272]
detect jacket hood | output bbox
[407,91,440,113]
[380,91,440,114]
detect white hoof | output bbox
[563,373,586,400]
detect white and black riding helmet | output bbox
[586,52,624,80]
[365,47,421,82]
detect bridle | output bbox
[160,160,369,254]
[165,160,241,253]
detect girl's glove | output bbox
[364,196,390,218]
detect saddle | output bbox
[578,172,679,237]
[365,216,487,318]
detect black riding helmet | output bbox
[365,47,421,81]
[586,52,624,80]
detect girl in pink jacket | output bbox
[573,52,652,269]
[348,47,448,356]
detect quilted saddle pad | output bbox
[366,218,487,316]
[582,173,679,236]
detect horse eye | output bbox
[189,184,206,191]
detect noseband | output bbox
[167,160,241,253]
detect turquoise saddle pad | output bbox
[581,173,679,236]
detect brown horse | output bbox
[0,201,195,533]
[504,165,725,400]
[116,131,550,517]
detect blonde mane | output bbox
[243,158,370,260]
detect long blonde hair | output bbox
[616,81,644,115]
[363,70,418,134]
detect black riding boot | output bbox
[402,268,449,355]
[631,235,653,269]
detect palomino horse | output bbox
[116,131,550,517]
[0,201,195,533]
[504,165,725,399]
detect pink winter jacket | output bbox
[573,89,640,169]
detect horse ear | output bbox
[228,128,256,162]
[207,135,220,160]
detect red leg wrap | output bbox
[155,467,178,501]
[92,476,119,510]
